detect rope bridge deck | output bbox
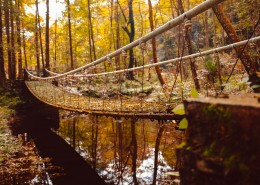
[25,80,181,120]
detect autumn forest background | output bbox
[0,0,260,184]
[0,0,259,88]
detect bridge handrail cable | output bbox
[26,0,225,80]
[28,36,260,79]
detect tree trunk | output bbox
[213,10,223,86]
[87,20,93,63]
[45,0,50,70]
[65,40,69,70]
[0,1,6,86]
[118,0,134,79]
[54,18,57,70]
[186,0,190,10]
[37,9,44,68]
[148,0,165,86]
[10,0,16,80]
[115,0,120,70]
[169,0,175,18]
[109,0,114,51]
[73,22,77,68]
[178,0,200,90]
[87,0,96,61]
[16,0,23,79]
[212,10,217,48]
[181,95,260,184]
[204,11,210,48]
[87,0,96,73]
[212,4,257,75]
[67,0,74,69]
[21,21,28,68]
[127,0,135,80]
[35,0,40,75]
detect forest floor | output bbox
[78,53,253,104]
[0,87,51,184]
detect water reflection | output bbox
[57,113,182,184]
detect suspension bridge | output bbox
[24,0,260,120]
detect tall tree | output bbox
[169,0,175,18]
[147,0,165,86]
[54,0,58,70]
[109,0,114,52]
[67,0,74,69]
[87,0,96,64]
[16,0,23,79]
[0,1,6,86]
[121,0,135,80]
[45,0,50,69]
[35,0,40,74]
[178,0,200,90]
[37,7,45,68]
[10,0,16,80]
[22,23,27,68]
[4,0,13,80]
[21,14,27,68]
[115,0,120,70]
[212,4,257,75]
[204,11,210,48]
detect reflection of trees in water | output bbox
[153,121,165,185]
[115,118,132,184]
[91,115,98,169]
[131,118,138,185]
[58,114,182,184]
[72,117,76,149]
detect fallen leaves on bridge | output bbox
[25,81,180,120]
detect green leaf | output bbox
[172,104,185,115]
[251,85,260,89]
[176,141,187,149]
[179,118,188,129]
[191,88,199,98]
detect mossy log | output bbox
[178,94,260,185]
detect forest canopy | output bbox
[0,0,259,86]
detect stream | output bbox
[57,112,182,184]
[10,81,182,184]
